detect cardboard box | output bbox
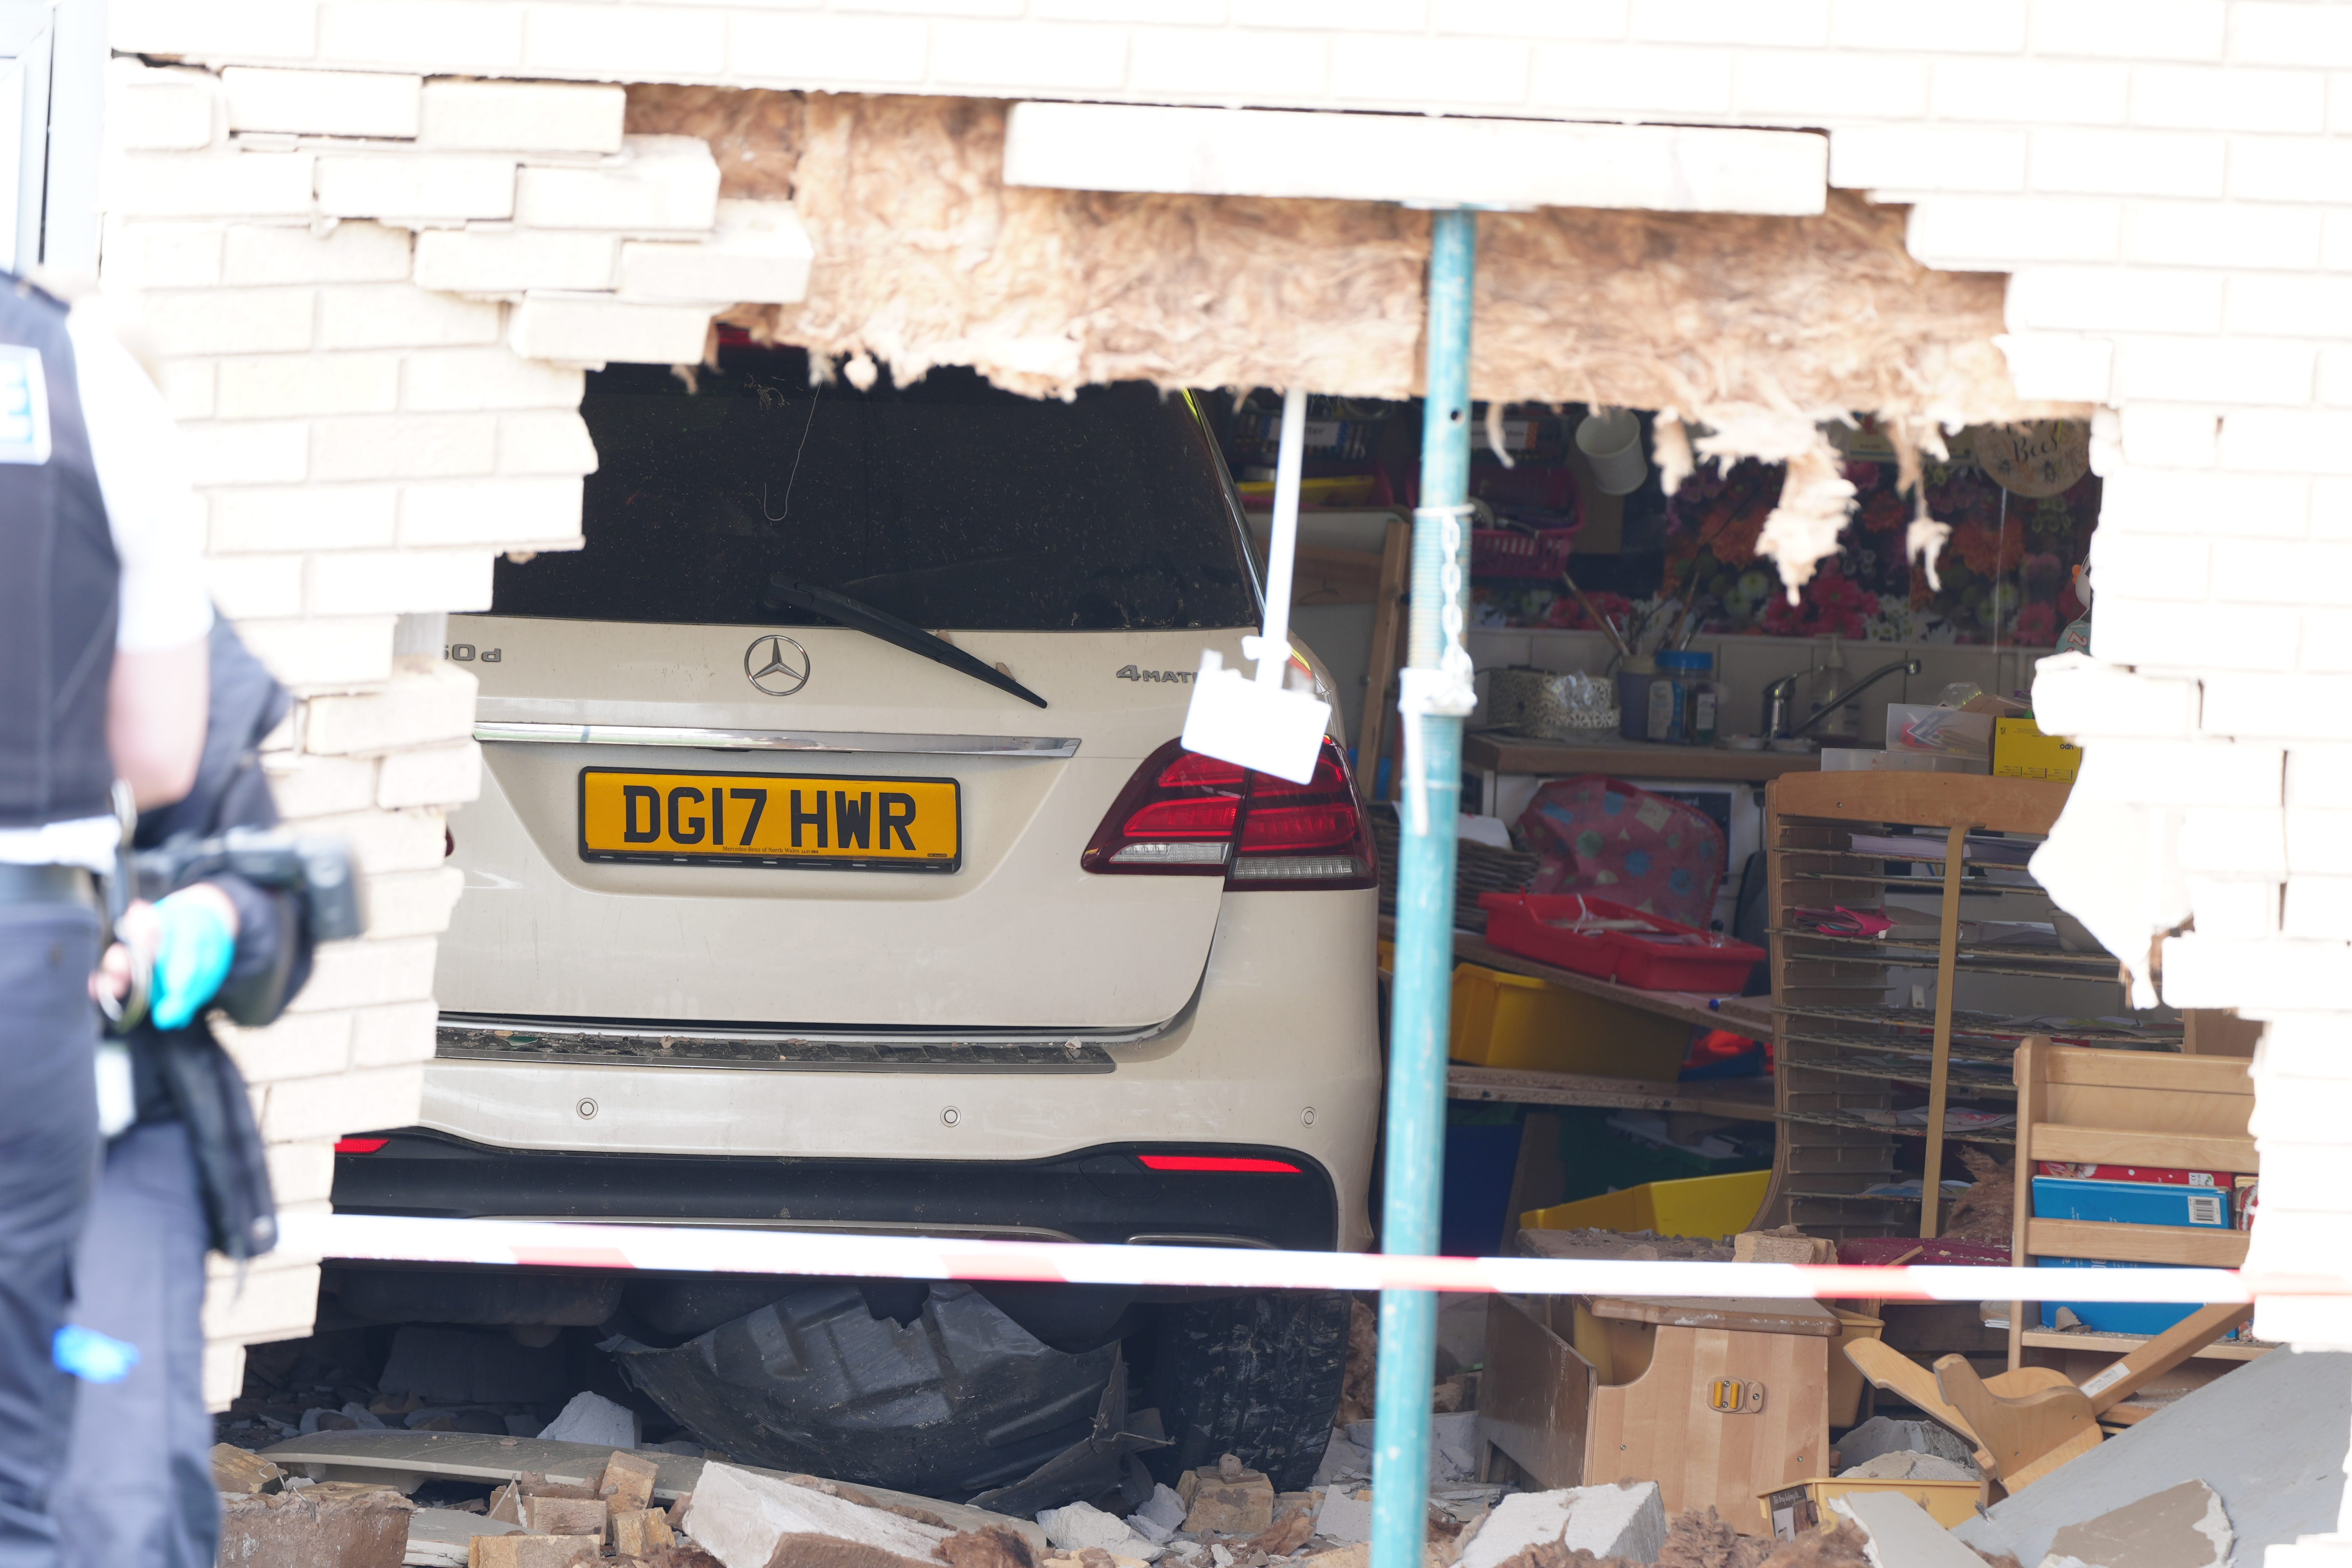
[1994,716,2080,781]
[1886,704,1993,761]
[2032,1175,2231,1229]
[2037,1163,2232,1190]
[1759,1477,1986,1539]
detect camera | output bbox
[133,826,366,945]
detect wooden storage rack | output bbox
[2007,1040,2261,1370]
[1757,773,2181,1240]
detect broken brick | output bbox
[1178,1459,1275,1536]
[220,1482,414,1568]
[939,1526,1039,1568]
[759,1532,942,1568]
[614,1507,676,1557]
[601,1450,663,1514]
[468,1536,601,1568]
[211,1442,285,1495]
[519,1494,608,1541]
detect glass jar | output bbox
[1655,650,1716,744]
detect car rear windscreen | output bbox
[487,348,1259,632]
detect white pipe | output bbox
[1256,385,1308,687]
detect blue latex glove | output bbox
[148,889,237,1031]
[53,1324,138,1383]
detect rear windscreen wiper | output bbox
[762,575,1049,709]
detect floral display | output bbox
[1472,451,2098,646]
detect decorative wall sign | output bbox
[1966,420,2091,499]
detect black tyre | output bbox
[1137,1290,1350,1491]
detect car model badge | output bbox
[745,633,811,696]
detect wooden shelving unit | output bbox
[2007,1039,2265,1372]
[1756,773,2182,1240]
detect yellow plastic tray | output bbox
[1522,1168,1770,1240]
[1448,961,1690,1080]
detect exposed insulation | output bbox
[632,88,1428,401]
[626,87,2079,588]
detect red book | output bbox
[2037,1162,2231,1189]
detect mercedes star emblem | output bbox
[744,633,811,696]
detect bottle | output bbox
[1811,635,1858,744]
[1617,655,1657,742]
[1655,650,1712,744]
[1681,650,1721,744]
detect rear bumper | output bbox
[331,1129,1341,1252]
[410,888,1383,1250]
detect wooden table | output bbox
[1446,1064,1775,1120]
[1464,732,1825,783]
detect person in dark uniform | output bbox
[56,618,316,1568]
[0,276,210,1568]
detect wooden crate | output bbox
[1482,1292,1833,1534]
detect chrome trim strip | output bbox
[439,1013,1172,1048]
[474,1216,1082,1242]
[473,721,1080,758]
[436,1024,1116,1074]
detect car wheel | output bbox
[1139,1290,1350,1491]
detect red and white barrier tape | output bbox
[279,1213,2332,1306]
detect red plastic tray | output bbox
[1477,891,1764,993]
[1469,525,1581,579]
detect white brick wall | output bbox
[96,2,2352,1458]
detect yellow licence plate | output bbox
[578,768,960,872]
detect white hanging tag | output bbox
[1181,387,1332,784]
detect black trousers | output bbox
[0,903,99,1568]
[56,1122,217,1568]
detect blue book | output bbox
[2032,1175,2232,1336]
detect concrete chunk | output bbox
[1177,1462,1274,1535]
[1038,1500,1163,1561]
[536,1391,638,1449]
[685,1463,953,1568]
[1316,1491,1371,1545]
[1837,1416,1982,1475]
[1839,1450,1978,1482]
[2038,1480,2232,1568]
[1456,1484,1664,1568]
[1831,1492,1986,1568]
[1953,1349,2348,1566]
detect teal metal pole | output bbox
[1369,207,1475,1568]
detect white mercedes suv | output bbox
[329,345,1381,1495]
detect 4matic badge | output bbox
[1114,665,1194,685]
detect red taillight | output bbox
[1081,737,1376,889]
[1138,1154,1304,1174]
[335,1137,389,1154]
